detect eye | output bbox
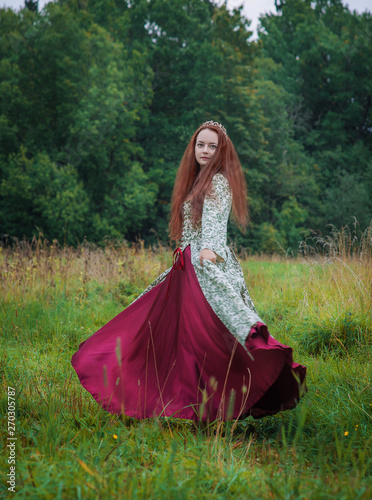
[211,145,217,149]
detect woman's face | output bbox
[194,128,218,168]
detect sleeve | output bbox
[201,173,232,263]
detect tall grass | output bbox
[1,224,371,499]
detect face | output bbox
[194,128,218,168]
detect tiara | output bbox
[200,120,227,136]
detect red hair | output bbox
[168,123,249,241]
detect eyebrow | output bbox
[196,141,218,145]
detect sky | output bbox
[1,0,371,39]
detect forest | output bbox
[0,0,371,252]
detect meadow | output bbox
[1,227,371,499]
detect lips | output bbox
[201,157,209,160]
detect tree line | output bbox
[0,0,371,252]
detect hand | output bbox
[199,248,217,267]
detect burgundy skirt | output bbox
[71,245,306,421]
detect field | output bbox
[1,231,371,499]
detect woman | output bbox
[71,121,306,421]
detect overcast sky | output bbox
[1,0,371,39]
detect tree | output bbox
[0,146,90,245]
[258,0,372,233]
[24,0,38,12]
[0,1,157,243]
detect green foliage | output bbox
[0,1,155,244]
[0,0,371,252]
[274,196,308,250]
[0,145,90,245]
[258,0,372,238]
[256,222,283,254]
[101,162,158,236]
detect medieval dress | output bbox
[71,173,306,421]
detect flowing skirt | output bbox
[71,245,306,421]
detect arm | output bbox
[199,174,232,267]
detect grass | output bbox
[1,230,372,499]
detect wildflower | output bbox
[113,434,118,440]
[344,431,349,436]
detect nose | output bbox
[202,145,208,155]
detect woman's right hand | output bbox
[199,248,217,267]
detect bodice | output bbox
[179,174,232,262]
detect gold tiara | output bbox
[200,120,227,136]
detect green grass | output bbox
[1,239,371,499]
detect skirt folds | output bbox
[71,245,306,421]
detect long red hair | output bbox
[168,123,249,241]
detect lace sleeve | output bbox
[201,173,232,263]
